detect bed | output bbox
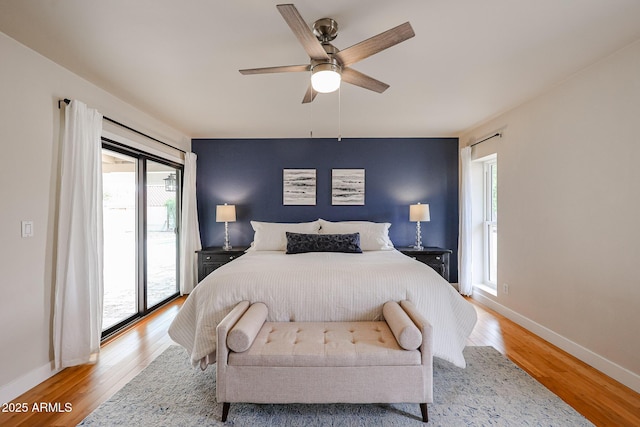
[168,219,477,368]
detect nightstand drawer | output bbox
[202,254,241,263]
[412,253,444,264]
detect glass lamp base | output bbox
[223,222,232,251]
[414,221,424,251]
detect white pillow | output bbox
[318,219,394,251]
[250,220,321,251]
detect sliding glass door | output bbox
[101,143,181,336]
[102,150,137,330]
[146,161,179,307]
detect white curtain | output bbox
[53,100,104,369]
[458,146,473,296]
[179,152,202,294]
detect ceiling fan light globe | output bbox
[311,63,341,93]
[312,70,341,93]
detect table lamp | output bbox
[410,203,430,250]
[216,203,236,251]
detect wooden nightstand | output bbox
[197,246,249,282]
[398,247,452,282]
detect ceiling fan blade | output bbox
[341,68,389,93]
[239,64,310,75]
[302,84,318,103]
[277,4,329,61]
[335,22,414,67]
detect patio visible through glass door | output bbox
[146,161,179,308]
[102,149,137,330]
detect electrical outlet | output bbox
[503,283,509,295]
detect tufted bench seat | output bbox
[216,300,433,423]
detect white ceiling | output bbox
[1,0,639,139]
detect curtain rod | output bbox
[58,98,186,154]
[470,132,502,148]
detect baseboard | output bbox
[0,361,59,404]
[472,289,640,393]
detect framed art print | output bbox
[283,169,316,205]
[332,169,365,205]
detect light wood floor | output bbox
[1,297,638,426]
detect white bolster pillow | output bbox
[383,301,422,350]
[227,302,268,352]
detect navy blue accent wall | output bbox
[193,137,459,281]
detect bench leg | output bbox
[420,403,428,423]
[222,402,230,422]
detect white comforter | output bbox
[169,250,477,368]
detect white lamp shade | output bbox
[410,203,430,222]
[216,204,236,222]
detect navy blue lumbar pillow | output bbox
[286,232,362,254]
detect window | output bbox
[102,141,181,338]
[484,159,498,288]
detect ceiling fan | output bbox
[239,4,415,103]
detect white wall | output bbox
[0,32,189,403]
[461,40,640,392]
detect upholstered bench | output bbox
[216,300,433,423]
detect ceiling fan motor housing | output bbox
[311,42,341,71]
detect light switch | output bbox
[21,221,33,238]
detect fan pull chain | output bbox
[310,87,314,138]
[338,85,342,142]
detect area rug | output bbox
[78,346,592,426]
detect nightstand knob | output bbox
[205,256,211,260]
[229,255,235,260]
[435,256,441,260]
